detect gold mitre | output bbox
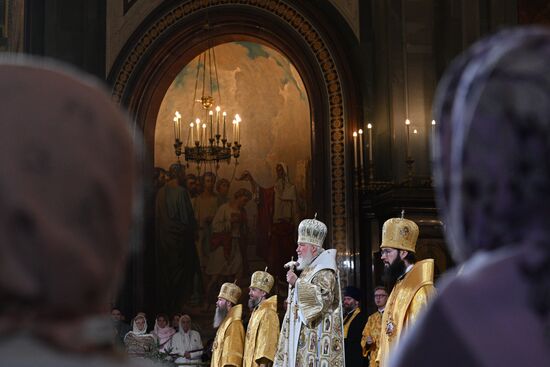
[380,215,419,253]
[218,282,241,304]
[297,214,327,248]
[250,268,275,293]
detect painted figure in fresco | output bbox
[186,173,199,198]
[205,188,252,297]
[155,163,200,313]
[216,177,231,207]
[240,163,299,280]
[192,172,219,269]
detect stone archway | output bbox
[108,0,360,286]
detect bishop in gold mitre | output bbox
[211,282,245,367]
[376,214,436,366]
[243,268,280,367]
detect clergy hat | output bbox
[344,286,362,302]
[380,216,419,253]
[250,269,275,294]
[218,282,241,304]
[297,214,327,248]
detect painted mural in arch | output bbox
[154,41,312,312]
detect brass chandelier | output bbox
[173,40,242,168]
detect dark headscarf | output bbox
[433,26,550,261]
[0,57,136,353]
[433,26,550,343]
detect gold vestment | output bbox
[243,295,280,367]
[274,249,345,367]
[377,259,436,366]
[211,304,245,367]
[361,310,383,367]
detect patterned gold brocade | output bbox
[274,249,345,367]
[295,271,336,327]
[361,311,383,367]
[377,259,436,367]
[243,295,280,367]
[211,304,245,367]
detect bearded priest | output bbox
[211,282,245,367]
[376,214,436,366]
[273,216,345,367]
[243,269,280,367]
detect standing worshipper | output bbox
[151,314,176,352]
[274,216,345,367]
[243,269,280,367]
[168,314,203,364]
[211,282,245,367]
[376,215,435,366]
[343,286,368,367]
[0,57,156,367]
[155,163,200,312]
[390,27,550,367]
[112,308,131,346]
[124,315,157,358]
[361,286,388,367]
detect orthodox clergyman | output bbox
[274,216,345,367]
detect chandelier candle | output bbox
[195,119,200,144]
[235,114,241,144]
[358,128,364,169]
[209,110,214,141]
[216,106,221,138]
[405,118,411,158]
[222,111,227,140]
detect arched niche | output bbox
[108,0,362,283]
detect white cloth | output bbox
[168,329,203,363]
[205,203,243,276]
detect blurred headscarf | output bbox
[433,26,550,261]
[433,26,550,341]
[0,57,136,353]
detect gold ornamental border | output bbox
[111,0,348,254]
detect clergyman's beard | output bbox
[248,296,261,310]
[382,256,406,289]
[343,303,356,314]
[297,252,314,271]
[213,306,228,328]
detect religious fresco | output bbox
[154,41,311,311]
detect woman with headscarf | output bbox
[167,314,203,364]
[0,57,154,367]
[389,27,550,366]
[151,314,175,352]
[124,315,157,358]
